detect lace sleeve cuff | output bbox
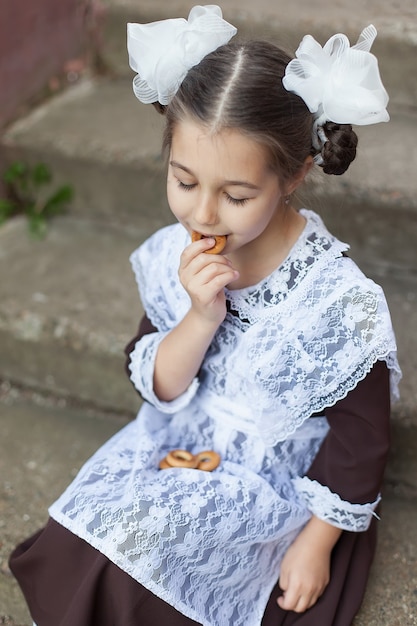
[128,332,200,413]
[292,476,381,532]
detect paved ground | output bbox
[0,385,132,625]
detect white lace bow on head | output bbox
[127,5,237,105]
[283,25,389,153]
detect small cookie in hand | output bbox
[191,231,227,254]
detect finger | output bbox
[205,269,239,292]
[181,249,236,287]
[188,266,239,299]
[305,594,320,611]
[283,587,324,614]
[181,237,217,266]
[292,595,314,614]
[300,578,327,610]
[276,574,288,608]
[183,257,235,283]
[277,593,299,612]
[304,584,327,610]
[276,585,300,612]
[180,251,234,286]
[193,260,237,285]
[277,592,311,614]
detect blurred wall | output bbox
[0,0,87,130]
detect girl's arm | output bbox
[153,236,238,402]
[125,237,238,403]
[126,309,219,400]
[278,360,391,612]
[153,307,221,401]
[154,237,239,401]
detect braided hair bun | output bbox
[319,122,358,175]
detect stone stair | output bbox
[0,1,416,623]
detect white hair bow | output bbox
[282,25,389,128]
[127,5,237,106]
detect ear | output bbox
[286,156,314,195]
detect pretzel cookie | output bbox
[159,449,221,472]
[165,449,198,469]
[191,231,227,254]
[195,450,221,472]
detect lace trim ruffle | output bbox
[293,476,381,531]
[130,223,190,333]
[243,275,401,445]
[256,351,400,448]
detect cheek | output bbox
[237,198,279,236]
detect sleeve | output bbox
[124,315,157,378]
[292,360,391,531]
[124,314,200,413]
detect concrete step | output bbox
[0,214,416,425]
[1,77,171,232]
[0,393,416,626]
[3,0,417,265]
[0,393,132,626]
[100,0,417,110]
[0,215,148,415]
[2,75,417,274]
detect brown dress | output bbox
[9,316,391,626]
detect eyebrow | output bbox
[169,160,261,190]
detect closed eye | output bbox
[176,179,248,206]
[177,180,196,192]
[224,193,249,206]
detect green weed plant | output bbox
[0,161,73,237]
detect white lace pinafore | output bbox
[49,210,400,626]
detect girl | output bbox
[10,6,400,626]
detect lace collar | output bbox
[225,209,349,326]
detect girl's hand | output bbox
[277,516,342,613]
[179,237,239,325]
[277,534,330,612]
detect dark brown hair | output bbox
[154,40,357,181]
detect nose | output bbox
[193,193,219,227]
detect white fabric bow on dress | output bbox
[127,5,237,105]
[282,25,389,128]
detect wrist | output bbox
[187,305,224,335]
[153,308,219,403]
[299,515,342,552]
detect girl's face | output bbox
[167,118,305,264]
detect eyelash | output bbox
[176,181,249,206]
[177,181,195,192]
